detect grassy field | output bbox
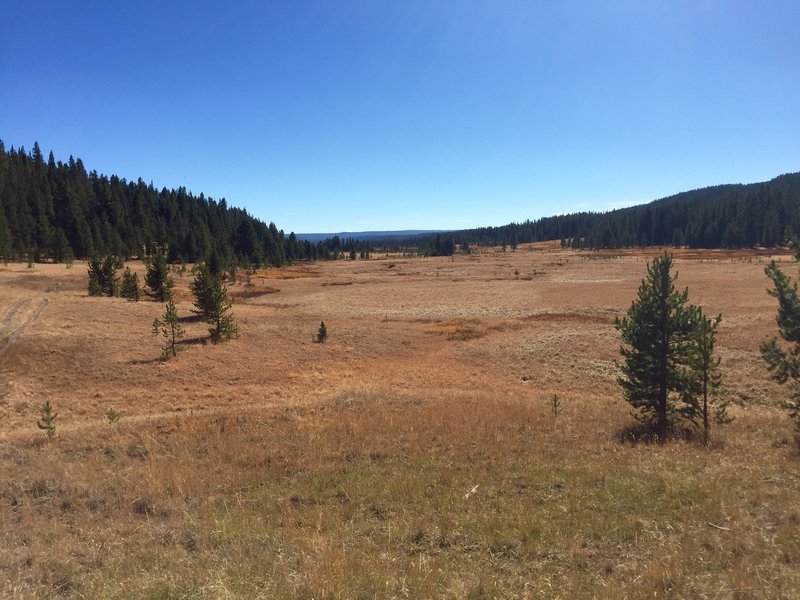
[1,245,798,598]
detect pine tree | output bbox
[121,267,141,301]
[144,249,173,301]
[761,239,800,450]
[37,400,58,439]
[317,321,328,343]
[152,298,185,358]
[615,253,699,442]
[685,310,729,445]
[190,264,237,343]
[0,210,12,262]
[88,255,121,296]
[88,256,103,296]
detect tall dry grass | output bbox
[2,250,799,598]
[2,390,798,598]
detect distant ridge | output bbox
[0,141,346,264]
[295,230,449,243]
[3,139,799,262]
[404,171,800,251]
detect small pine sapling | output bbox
[37,400,58,439]
[106,408,120,424]
[152,298,185,358]
[317,321,328,343]
[551,394,562,417]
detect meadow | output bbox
[1,244,798,599]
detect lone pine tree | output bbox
[37,400,57,439]
[190,264,237,343]
[316,321,328,343]
[152,298,185,358]
[615,253,699,442]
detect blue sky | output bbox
[2,1,799,233]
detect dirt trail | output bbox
[0,297,48,358]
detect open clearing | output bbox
[1,245,799,598]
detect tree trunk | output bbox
[702,378,709,446]
[657,381,668,443]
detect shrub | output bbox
[317,321,328,343]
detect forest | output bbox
[0,141,356,265]
[386,172,800,255]
[2,141,799,264]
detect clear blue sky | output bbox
[3,1,799,234]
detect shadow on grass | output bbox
[615,419,697,445]
[128,337,209,364]
[178,314,204,324]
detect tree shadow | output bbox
[127,337,209,364]
[179,314,204,324]
[615,419,696,445]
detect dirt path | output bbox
[0,297,48,358]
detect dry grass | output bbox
[424,319,485,341]
[1,248,799,598]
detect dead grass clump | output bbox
[425,319,485,341]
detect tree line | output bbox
[374,172,800,253]
[4,140,799,264]
[0,141,351,265]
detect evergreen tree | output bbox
[685,311,729,445]
[190,264,238,343]
[317,321,328,343]
[761,240,800,450]
[37,400,58,439]
[88,254,121,296]
[144,249,173,301]
[152,298,185,358]
[121,267,141,301]
[87,256,103,296]
[615,253,699,442]
[0,210,12,261]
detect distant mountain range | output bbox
[295,230,450,243]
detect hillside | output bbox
[0,142,328,265]
[3,141,798,263]
[385,172,800,253]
